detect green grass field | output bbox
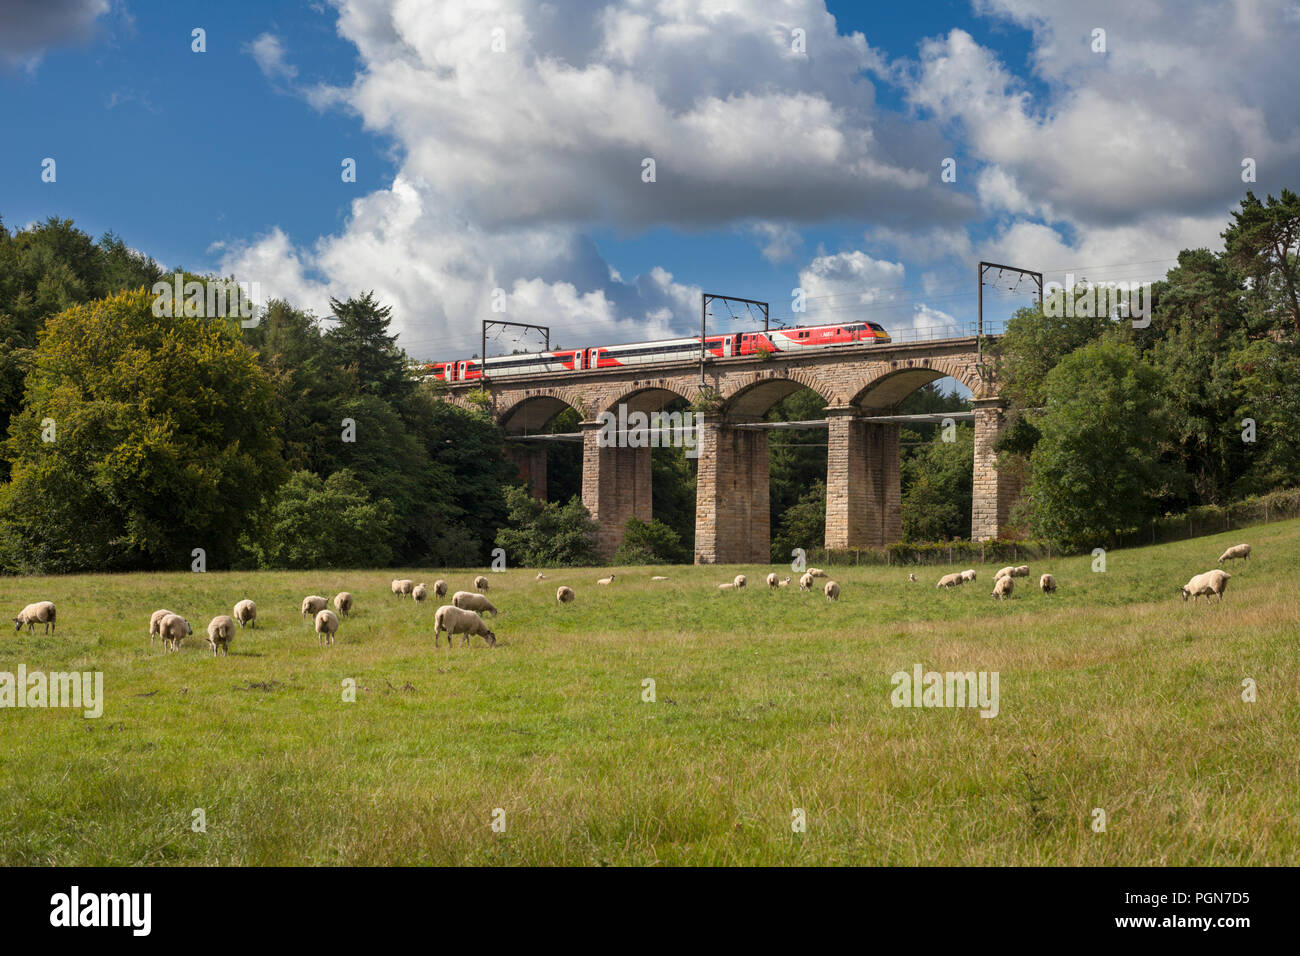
[1,520,1296,866]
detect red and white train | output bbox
[428,321,891,382]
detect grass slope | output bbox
[0,522,1297,865]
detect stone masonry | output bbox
[447,336,1017,561]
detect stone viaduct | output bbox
[445,336,1021,563]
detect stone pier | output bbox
[824,408,902,549]
[581,423,652,558]
[693,417,770,564]
[971,400,1021,541]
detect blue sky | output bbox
[4,0,1298,362]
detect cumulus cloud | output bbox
[0,0,109,70]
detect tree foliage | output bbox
[493,488,599,567]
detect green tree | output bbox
[1028,337,1183,547]
[1221,189,1300,338]
[900,425,974,541]
[247,469,396,569]
[612,515,689,564]
[772,480,826,561]
[0,288,285,572]
[494,488,599,567]
[324,292,412,404]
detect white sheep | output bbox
[1011,565,1030,578]
[1039,574,1056,594]
[13,601,56,634]
[1218,544,1251,564]
[314,609,339,645]
[233,599,257,628]
[556,585,575,606]
[908,573,918,582]
[334,592,353,617]
[434,604,497,648]
[452,590,498,617]
[149,608,175,643]
[824,580,840,602]
[474,575,490,591]
[301,595,328,619]
[397,579,415,598]
[777,576,791,588]
[717,582,737,591]
[936,573,963,588]
[391,579,404,597]
[158,613,192,652]
[596,574,615,586]
[992,576,1014,600]
[960,569,977,583]
[536,572,547,580]
[799,572,814,591]
[412,584,428,603]
[1181,569,1231,603]
[650,575,669,581]
[733,574,747,589]
[434,580,447,598]
[994,566,1016,580]
[206,615,235,656]
[767,572,779,589]
[807,567,827,578]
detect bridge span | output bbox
[445,335,1021,563]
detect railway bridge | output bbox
[444,335,1021,563]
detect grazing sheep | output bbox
[434,605,497,648]
[960,569,977,583]
[314,609,339,645]
[150,608,175,643]
[992,576,1014,600]
[233,599,256,628]
[412,584,428,603]
[908,573,918,582]
[824,580,840,602]
[1039,574,1057,594]
[994,566,1016,581]
[301,595,328,619]
[650,575,669,581]
[158,613,192,652]
[1181,569,1231,603]
[397,580,415,598]
[717,582,736,591]
[536,572,547,580]
[799,572,814,591]
[434,580,447,598]
[733,574,747,589]
[334,592,353,617]
[1218,544,1251,564]
[936,573,964,589]
[474,575,490,591]
[777,576,791,588]
[391,579,404,597]
[556,586,575,606]
[1012,565,1030,578]
[452,591,498,617]
[13,601,56,634]
[807,568,827,578]
[597,574,616,586]
[767,572,779,589]
[206,615,235,656]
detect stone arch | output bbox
[842,355,986,410]
[497,387,586,435]
[596,379,695,418]
[719,367,836,420]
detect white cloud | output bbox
[244,32,298,81]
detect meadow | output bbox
[0,520,1296,866]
